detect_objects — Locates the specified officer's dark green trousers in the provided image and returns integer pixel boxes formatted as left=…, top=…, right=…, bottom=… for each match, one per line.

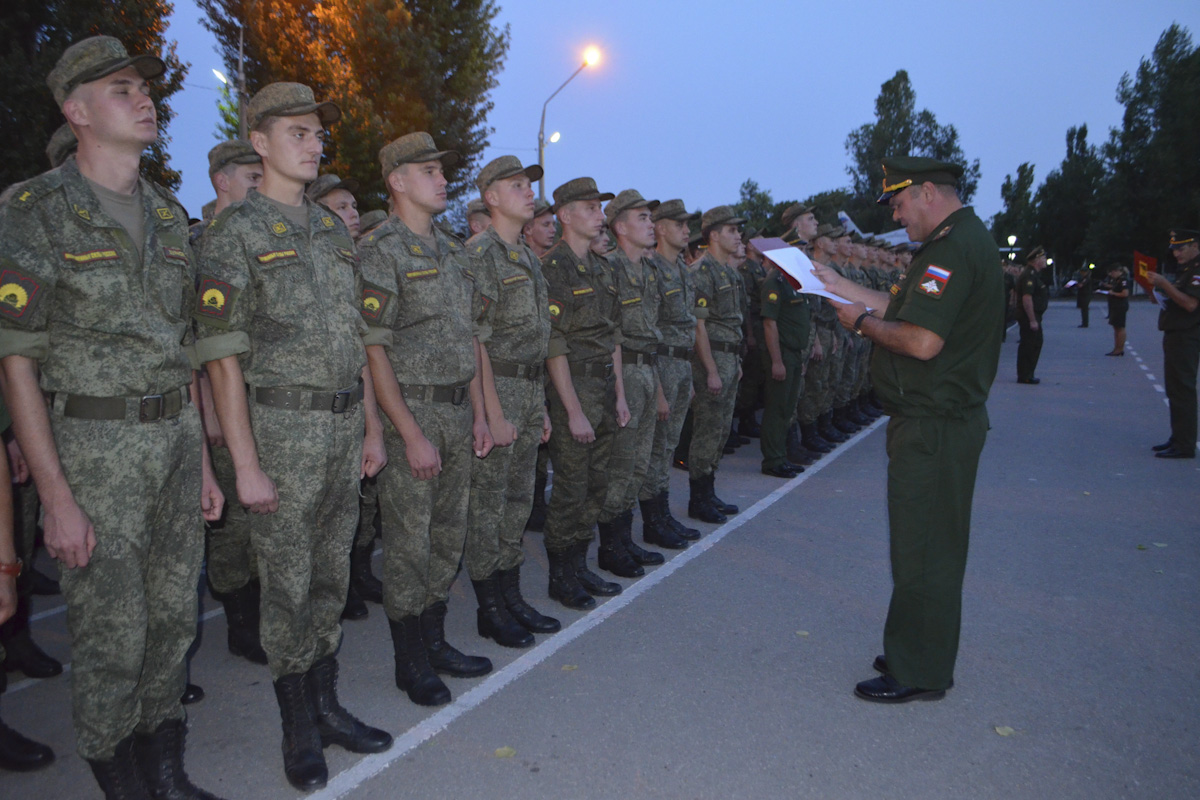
left=759, top=351, right=804, bottom=468
left=1163, top=327, right=1200, bottom=453
left=1016, top=315, right=1043, bottom=381
left=883, top=407, right=988, bottom=691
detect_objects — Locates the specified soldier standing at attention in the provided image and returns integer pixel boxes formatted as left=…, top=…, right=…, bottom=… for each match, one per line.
left=541, top=178, right=629, bottom=609
left=196, top=82, right=392, bottom=791
left=307, top=173, right=361, bottom=239
left=758, top=256, right=812, bottom=478
left=357, top=132, right=495, bottom=706
left=1102, top=264, right=1129, bottom=356
left=1147, top=229, right=1200, bottom=459
left=735, top=224, right=770, bottom=440
left=521, top=197, right=557, bottom=533
left=466, top=198, right=492, bottom=237
left=1075, top=264, right=1093, bottom=327
left=800, top=225, right=843, bottom=454
left=687, top=206, right=746, bottom=523
left=0, top=36, right=226, bottom=797
left=814, top=156, right=1002, bottom=703
left=464, top=156, right=559, bottom=646
left=1016, top=245, right=1049, bottom=384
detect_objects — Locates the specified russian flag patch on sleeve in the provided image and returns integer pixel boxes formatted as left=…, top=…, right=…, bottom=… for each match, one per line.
left=916, top=264, right=952, bottom=298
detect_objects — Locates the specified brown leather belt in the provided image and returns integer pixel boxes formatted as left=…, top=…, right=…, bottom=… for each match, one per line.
left=491, top=361, right=544, bottom=381
left=569, top=361, right=613, bottom=379
left=623, top=350, right=657, bottom=366
left=47, top=386, right=190, bottom=423
left=709, top=340, right=740, bottom=354
left=657, top=344, right=694, bottom=360
left=254, top=379, right=363, bottom=413
left=398, top=383, right=469, bottom=405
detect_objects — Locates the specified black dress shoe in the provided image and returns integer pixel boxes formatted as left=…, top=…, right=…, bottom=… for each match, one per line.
left=1105, top=351, right=1124, bottom=356
left=854, top=674, right=945, bottom=704
left=872, top=655, right=953, bottom=687
left=761, top=464, right=798, bottom=479
left=0, top=717, right=55, bottom=772
left=2, top=630, right=62, bottom=678
left=180, top=683, right=205, bottom=705
left=1155, top=447, right=1196, bottom=459
left=1152, top=440, right=1175, bottom=452
left=1017, top=377, right=1040, bottom=385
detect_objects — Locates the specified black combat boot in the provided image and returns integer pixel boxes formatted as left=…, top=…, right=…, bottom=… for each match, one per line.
left=571, top=540, right=622, bottom=596
left=847, top=399, right=872, bottom=425
left=801, top=422, right=832, bottom=454
left=88, top=735, right=151, bottom=799
left=0, top=671, right=54, bottom=773
left=218, top=580, right=268, bottom=665
left=525, top=470, right=547, bottom=532
left=597, top=518, right=643, bottom=578
left=420, top=602, right=493, bottom=678
left=688, top=477, right=727, bottom=524
left=819, top=411, right=847, bottom=443
left=349, top=546, right=383, bottom=604
left=857, top=396, right=881, bottom=420
left=832, top=406, right=860, bottom=434
left=640, top=497, right=687, bottom=550
left=1, top=594, right=63, bottom=678
left=306, top=656, right=393, bottom=754
left=708, top=474, right=739, bottom=515
left=546, top=547, right=595, bottom=610
left=786, top=424, right=816, bottom=467
left=617, top=510, right=663, bottom=566
left=272, top=673, right=327, bottom=791
left=133, top=719, right=226, bottom=800
left=659, top=491, right=700, bottom=540
left=497, top=566, right=561, bottom=632
left=737, top=412, right=761, bottom=438
left=472, top=575, right=534, bottom=648
left=341, top=582, right=368, bottom=621
left=387, top=616, right=450, bottom=706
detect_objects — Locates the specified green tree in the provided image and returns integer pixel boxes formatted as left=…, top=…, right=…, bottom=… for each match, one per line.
left=197, top=0, right=510, bottom=210
left=989, top=162, right=1036, bottom=249
left=0, top=0, right=186, bottom=191
left=733, top=179, right=775, bottom=234
left=800, top=188, right=853, bottom=232
left=1032, top=125, right=1104, bottom=280
left=844, top=70, right=981, bottom=234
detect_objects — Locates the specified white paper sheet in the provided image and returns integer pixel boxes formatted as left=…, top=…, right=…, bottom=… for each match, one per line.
left=751, top=241, right=854, bottom=305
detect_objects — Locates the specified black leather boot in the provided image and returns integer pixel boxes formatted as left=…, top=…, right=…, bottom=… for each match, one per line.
left=525, top=470, right=547, bottom=532
left=546, top=547, right=595, bottom=610
left=306, top=656, right=393, bottom=754
left=616, top=509, right=662, bottom=566
left=497, top=566, right=561, bottom=632
left=387, top=616, right=450, bottom=706
left=218, top=580, right=268, bottom=665
left=737, top=413, right=761, bottom=438
left=420, top=602, right=492, bottom=678
left=833, top=405, right=860, bottom=434
left=133, top=719, right=226, bottom=799
left=640, top=497, right=687, bottom=550
left=847, top=400, right=872, bottom=425
left=88, top=735, right=151, bottom=799
left=857, top=396, right=881, bottom=420
left=786, top=424, right=815, bottom=467
left=801, top=422, right=832, bottom=454
left=688, top=477, right=726, bottom=524
left=472, top=575, right=534, bottom=648
left=1, top=594, right=63, bottom=678
left=341, top=581, right=368, bottom=621
left=272, top=673, right=327, bottom=791
left=0, top=674, right=54, bottom=772
left=597, top=518, right=643, bottom=578
left=708, top=474, right=738, bottom=515
left=819, top=411, right=847, bottom=443
left=350, top=546, right=383, bottom=604
left=571, top=541, right=621, bottom=596
left=659, top=491, right=700, bottom=540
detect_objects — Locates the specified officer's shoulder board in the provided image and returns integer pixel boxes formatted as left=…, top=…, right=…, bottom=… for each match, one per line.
left=6, top=168, right=64, bottom=211
left=434, top=223, right=464, bottom=247
left=205, top=202, right=242, bottom=235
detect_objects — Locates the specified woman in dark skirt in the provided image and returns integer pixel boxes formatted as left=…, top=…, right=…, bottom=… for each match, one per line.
left=1104, top=264, right=1130, bottom=355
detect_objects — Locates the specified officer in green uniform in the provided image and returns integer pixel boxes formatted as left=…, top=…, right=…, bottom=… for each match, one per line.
left=0, top=36, right=226, bottom=797
left=1016, top=245, right=1049, bottom=384
left=758, top=259, right=811, bottom=477
left=358, top=132, right=495, bottom=708
left=813, top=156, right=1002, bottom=702
left=1074, top=264, right=1094, bottom=327
left=463, top=155, right=559, bottom=646
left=1148, top=229, right=1200, bottom=459
left=541, top=177, right=629, bottom=609
left=196, top=82, right=392, bottom=791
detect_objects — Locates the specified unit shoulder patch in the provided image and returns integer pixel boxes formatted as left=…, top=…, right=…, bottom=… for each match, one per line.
left=915, top=264, right=952, bottom=298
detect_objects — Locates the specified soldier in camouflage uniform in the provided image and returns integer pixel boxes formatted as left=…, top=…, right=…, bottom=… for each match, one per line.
left=466, top=198, right=491, bottom=238
left=0, top=37, right=227, bottom=798
left=358, top=132, right=494, bottom=709
left=735, top=225, right=769, bottom=440
left=801, top=224, right=845, bottom=453
left=541, top=177, right=629, bottom=609
left=777, top=204, right=824, bottom=466
left=463, top=156, right=560, bottom=647
left=196, top=82, right=392, bottom=791
left=826, top=231, right=864, bottom=436
left=357, top=209, right=387, bottom=239
left=521, top=198, right=556, bottom=533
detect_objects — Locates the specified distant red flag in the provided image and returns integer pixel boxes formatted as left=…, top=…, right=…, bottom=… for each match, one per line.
left=1133, top=251, right=1157, bottom=292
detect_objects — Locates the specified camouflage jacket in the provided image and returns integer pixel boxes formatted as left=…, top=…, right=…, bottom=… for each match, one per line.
left=688, top=250, right=744, bottom=344
left=605, top=247, right=663, bottom=357
left=648, top=250, right=696, bottom=350
left=467, top=226, right=550, bottom=368
left=542, top=239, right=622, bottom=363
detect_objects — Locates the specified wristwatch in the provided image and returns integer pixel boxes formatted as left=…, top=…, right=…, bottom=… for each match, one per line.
left=853, top=311, right=873, bottom=336
left=0, top=558, right=22, bottom=578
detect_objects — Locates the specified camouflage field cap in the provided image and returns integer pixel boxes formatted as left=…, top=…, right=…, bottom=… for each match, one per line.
left=306, top=173, right=359, bottom=203
left=1026, top=245, right=1046, bottom=262
left=741, top=226, right=759, bottom=244
left=815, top=223, right=841, bottom=240
left=651, top=199, right=700, bottom=223
left=475, top=155, right=542, bottom=194
left=1168, top=229, right=1200, bottom=249
left=358, top=209, right=387, bottom=234
left=877, top=156, right=963, bottom=205
left=552, top=177, right=614, bottom=212
left=604, top=189, right=660, bottom=225
left=531, top=198, right=553, bottom=219
left=700, top=205, right=746, bottom=234
left=466, top=198, right=491, bottom=218
left=379, top=132, right=460, bottom=178
left=45, top=124, right=78, bottom=168
left=47, top=36, right=166, bottom=108
left=781, top=203, right=815, bottom=228
left=207, top=139, right=261, bottom=177
left=246, top=82, right=340, bottom=131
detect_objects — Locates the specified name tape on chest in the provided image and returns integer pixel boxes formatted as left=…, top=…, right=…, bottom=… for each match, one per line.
left=501, top=273, right=530, bottom=287
left=916, top=265, right=952, bottom=298
left=572, top=286, right=594, bottom=297
left=257, top=249, right=298, bottom=264
left=405, top=268, right=439, bottom=280
left=64, top=249, right=118, bottom=264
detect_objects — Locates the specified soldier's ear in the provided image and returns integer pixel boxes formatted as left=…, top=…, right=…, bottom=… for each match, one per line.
left=62, top=95, right=88, bottom=129
left=385, top=168, right=404, bottom=196
left=249, top=130, right=269, bottom=160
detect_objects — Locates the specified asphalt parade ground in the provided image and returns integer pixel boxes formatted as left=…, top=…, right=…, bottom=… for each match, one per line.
left=5, top=298, right=1197, bottom=800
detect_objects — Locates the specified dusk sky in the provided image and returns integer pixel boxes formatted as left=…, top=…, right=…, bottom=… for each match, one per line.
left=165, top=1, right=1200, bottom=235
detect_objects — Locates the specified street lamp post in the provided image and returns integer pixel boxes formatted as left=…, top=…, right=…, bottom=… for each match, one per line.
left=1007, top=234, right=1017, bottom=261
left=537, top=47, right=601, bottom=202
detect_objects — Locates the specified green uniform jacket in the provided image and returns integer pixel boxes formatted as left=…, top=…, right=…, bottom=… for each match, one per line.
left=760, top=270, right=811, bottom=353
left=606, top=248, right=663, bottom=357
left=1017, top=264, right=1049, bottom=319
left=467, top=227, right=550, bottom=367
left=648, top=251, right=696, bottom=349
left=1158, top=256, right=1200, bottom=331
left=542, top=240, right=622, bottom=363
left=689, top=251, right=744, bottom=344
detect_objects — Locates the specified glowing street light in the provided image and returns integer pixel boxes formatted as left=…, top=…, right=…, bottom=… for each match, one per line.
left=549, top=131, right=561, bottom=144
left=212, top=68, right=229, bottom=85
left=1007, top=234, right=1017, bottom=261
left=537, top=46, right=603, bottom=201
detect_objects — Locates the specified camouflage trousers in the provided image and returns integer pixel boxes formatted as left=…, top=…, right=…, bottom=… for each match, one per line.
left=206, top=445, right=258, bottom=595
left=641, top=354, right=693, bottom=500
left=688, top=349, right=740, bottom=480
left=379, top=399, right=472, bottom=619
left=798, top=326, right=836, bottom=424
left=464, top=375, right=545, bottom=580
left=600, top=362, right=657, bottom=521
left=52, top=406, right=203, bottom=760
left=248, top=402, right=363, bottom=680
left=544, top=373, right=616, bottom=552
left=356, top=476, right=380, bottom=555
left=834, top=328, right=859, bottom=406
left=854, top=337, right=873, bottom=397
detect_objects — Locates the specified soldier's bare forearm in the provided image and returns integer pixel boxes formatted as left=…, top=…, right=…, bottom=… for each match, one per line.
left=361, top=365, right=383, bottom=438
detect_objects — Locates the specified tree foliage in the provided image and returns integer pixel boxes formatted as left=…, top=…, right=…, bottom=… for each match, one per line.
left=197, top=0, right=510, bottom=211
left=1032, top=126, right=1104, bottom=278
left=0, top=0, right=186, bottom=191
left=990, top=162, right=1037, bottom=250
left=733, top=179, right=775, bottom=234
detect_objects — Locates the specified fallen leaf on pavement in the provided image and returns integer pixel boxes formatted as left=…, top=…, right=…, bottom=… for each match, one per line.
left=1153, top=543, right=1167, bottom=548
left=1137, top=545, right=1148, bottom=550
left=561, top=665, right=578, bottom=671
left=495, top=746, right=516, bottom=758
left=796, top=631, right=809, bottom=637
left=994, top=726, right=1016, bottom=737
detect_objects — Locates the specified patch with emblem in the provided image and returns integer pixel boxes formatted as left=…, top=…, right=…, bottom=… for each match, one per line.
left=0, top=270, right=42, bottom=320
left=767, top=291, right=779, bottom=303
left=548, top=299, right=563, bottom=318
left=475, top=244, right=484, bottom=254
left=621, top=296, right=642, bottom=306
left=572, top=287, right=594, bottom=297
left=405, top=268, right=439, bottom=280
left=361, top=285, right=391, bottom=321
left=916, top=265, right=951, bottom=298
left=1191, top=275, right=1200, bottom=286
left=162, top=246, right=188, bottom=263
left=697, top=297, right=708, bottom=308
left=321, top=216, right=335, bottom=228
left=73, top=205, right=91, bottom=221
left=409, top=244, right=424, bottom=256
left=501, top=274, right=529, bottom=286
left=16, top=191, right=32, bottom=204
left=271, top=222, right=288, bottom=234
left=448, top=240, right=459, bottom=249
left=64, top=249, right=118, bottom=264
left=196, top=277, right=235, bottom=322
left=257, top=249, right=298, bottom=264
left=155, top=207, right=175, bottom=221
left=576, top=263, right=587, bottom=273
left=508, top=249, right=521, bottom=262
left=889, top=283, right=901, bottom=297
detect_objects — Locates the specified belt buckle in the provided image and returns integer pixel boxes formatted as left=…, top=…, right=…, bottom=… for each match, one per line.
left=139, top=394, right=164, bottom=422
left=452, top=385, right=468, bottom=405
left=331, top=388, right=352, bottom=413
